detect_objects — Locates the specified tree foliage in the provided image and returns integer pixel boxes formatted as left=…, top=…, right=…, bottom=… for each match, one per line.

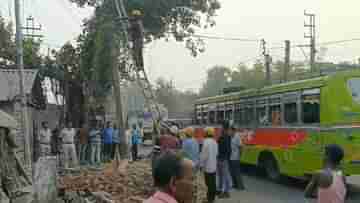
left=0, top=15, right=42, bottom=67
left=0, top=16, right=15, bottom=64
left=70, top=0, right=220, bottom=56
left=155, top=77, right=198, bottom=115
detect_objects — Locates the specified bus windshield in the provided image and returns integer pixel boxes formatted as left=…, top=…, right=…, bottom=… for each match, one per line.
left=348, top=78, right=360, bottom=103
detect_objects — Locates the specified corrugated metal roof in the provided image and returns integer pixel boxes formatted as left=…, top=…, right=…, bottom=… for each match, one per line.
left=0, top=69, right=38, bottom=101
left=0, top=109, right=18, bottom=129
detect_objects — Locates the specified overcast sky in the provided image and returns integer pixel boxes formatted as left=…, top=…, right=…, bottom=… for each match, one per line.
left=1, top=0, right=360, bottom=91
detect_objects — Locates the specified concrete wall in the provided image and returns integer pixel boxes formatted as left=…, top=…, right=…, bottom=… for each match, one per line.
left=0, top=102, right=61, bottom=166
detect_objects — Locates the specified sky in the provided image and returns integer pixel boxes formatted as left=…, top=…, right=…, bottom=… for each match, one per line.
left=1, top=0, right=360, bottom=91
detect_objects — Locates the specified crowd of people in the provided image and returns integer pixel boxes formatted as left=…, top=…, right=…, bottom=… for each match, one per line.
left=37, top=118, right=347, bottom=203
left=149, top=121, right=246, bottom=203
left=148, top=121, right=347, bottom=203
left=37, top=119, right=143, bottom=169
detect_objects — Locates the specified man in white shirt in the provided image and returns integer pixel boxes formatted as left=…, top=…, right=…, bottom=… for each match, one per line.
left=38, top=121, right=52, bottom=157
left=200, top=127, right=218, bottom=203
left=60, top=121, right=78, bottom=169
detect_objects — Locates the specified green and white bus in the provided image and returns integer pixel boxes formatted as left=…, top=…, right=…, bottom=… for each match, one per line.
left=194, top=70, right=360, bottom=181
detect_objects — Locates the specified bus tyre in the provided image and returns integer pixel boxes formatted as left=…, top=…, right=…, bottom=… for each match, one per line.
left=264, top=157, right=281, bottom=182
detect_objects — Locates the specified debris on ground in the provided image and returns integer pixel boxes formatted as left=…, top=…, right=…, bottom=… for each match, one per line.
left=58, top=159, right=208, bottom=203
left=58, top=160, right=155, bottom=203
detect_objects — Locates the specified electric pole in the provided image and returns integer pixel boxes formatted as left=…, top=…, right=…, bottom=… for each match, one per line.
left=23, top=16, right=43, bottom=39
left=15, top=0, right=31, bottom=166
left=284, top=40, right=290, bottom=82
left=304, top=10, right=316, bottom=72
left=262, top=39, right=271, bottom=85
left=113, top=0, right=129, bottom=160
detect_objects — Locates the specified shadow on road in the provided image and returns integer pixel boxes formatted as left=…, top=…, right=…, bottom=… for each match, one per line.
left=240, top=164, right=360, bottom=199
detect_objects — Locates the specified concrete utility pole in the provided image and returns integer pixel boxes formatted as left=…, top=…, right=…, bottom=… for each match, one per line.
left=113, top=0, right=129, bottom=159
left=15, top=0, right=31, bottom=166
left=23, top=16, right=43, bottom=39
left=284, top=40, right=290, bottom=82
left=261, top=39, right=271, bottom=85
left=304, top=10, right=316, bottom=72
left=265, top=54, right=271, bottom=85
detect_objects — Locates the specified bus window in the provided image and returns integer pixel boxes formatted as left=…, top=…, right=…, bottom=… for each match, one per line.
left=225, top=109, right=233, bottom=121
left=257, top=107, right=267, bottom=125
left=209, top=111, right=215, bottom=124
left=269, top=105, right=281, bottom=125
left=285, top=103, right=298, bottom=124
left=244, top=106, right=254, bottom=125
left=234, top=108, right=241, bottom=124
left=217, top=110, right=224, bottom=123
left=302, top=103, right=320, bottom=123
left=302, top=92, right=320, bottom=124
left=202, top=112, right=208, bottom=124
left=348, top=78, right=360, bottom=103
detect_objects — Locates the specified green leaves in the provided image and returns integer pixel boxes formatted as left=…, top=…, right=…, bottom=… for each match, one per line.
left=0, top=16, right=15, bottom=65
left=69, top=0, right=221, bottom=56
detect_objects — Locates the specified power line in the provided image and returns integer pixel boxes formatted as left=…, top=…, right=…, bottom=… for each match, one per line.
left=193, top=34, right=259, bottom=42
left=318, top=38, right=360, bottom=46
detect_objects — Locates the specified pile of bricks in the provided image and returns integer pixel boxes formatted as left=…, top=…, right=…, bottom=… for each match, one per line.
left=58, top=160, right=155, bottom=203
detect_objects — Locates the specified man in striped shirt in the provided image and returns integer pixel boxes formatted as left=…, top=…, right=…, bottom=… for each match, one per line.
left=89, top=121, right=102, bottom=166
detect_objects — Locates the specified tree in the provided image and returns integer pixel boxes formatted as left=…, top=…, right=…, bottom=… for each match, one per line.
left=200, top=65, right=231, bottom=97
left=67, top=0, right=221, bottom=157
left=0, top=16, right=15, bottom=65
left=154, top=77, right=198, bottom=116
left=0, top=15, right=42, bottom=68
left=70, top=0, right=220, bottom=56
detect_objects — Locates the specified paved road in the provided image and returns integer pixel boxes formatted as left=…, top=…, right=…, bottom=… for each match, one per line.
left=139, top=145, right=360, bottom=203
left=220, top=172, right=360, bottom=203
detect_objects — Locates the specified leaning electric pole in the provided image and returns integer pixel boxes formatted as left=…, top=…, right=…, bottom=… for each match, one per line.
left=15, top=0, right=31, bottom=166
left=304, top=10, right=316, bottom=72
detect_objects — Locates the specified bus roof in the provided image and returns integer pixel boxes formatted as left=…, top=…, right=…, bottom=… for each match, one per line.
left=196, top=74, right=329, bottom=105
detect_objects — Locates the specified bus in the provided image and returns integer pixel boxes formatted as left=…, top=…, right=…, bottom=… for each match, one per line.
left=194, top=70, right=360, bottom=181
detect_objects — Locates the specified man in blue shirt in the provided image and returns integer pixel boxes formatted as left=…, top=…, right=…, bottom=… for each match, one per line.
left=102, top=121, right=114, bottom=162
left=181, top=127, right=200, bottom=169
left=131, top=124, right=141, bottom=161
left=112, top=124, right=121, bottom=160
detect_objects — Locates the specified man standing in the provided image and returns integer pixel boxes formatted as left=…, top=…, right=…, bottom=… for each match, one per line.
left=131, top=124, right=140, bottom=161
left=181, top=127, right=199, bottom=168
left=60, top=121, right=78, bottom=169
left=89, top=121, right=102, bottom=166
left=38, top=121, right=52, bottom=157
left=144, top=153, right=193, bottom=203
left=200, top=127, right=218, bottom=203
left=103, top=122, right=113, bottom=162
left=112, top=124, right=121, bottom=160
left=129, top=10, right=145, bottom=70
left=217, top=121, right=232, bottom=198
left=78, top=123, right=89, bottom=165
left=229, top=126, right=245, bottom=190
left=181, top=127, right=200, bottom=203
left=160, top=128, right=180, bottom=153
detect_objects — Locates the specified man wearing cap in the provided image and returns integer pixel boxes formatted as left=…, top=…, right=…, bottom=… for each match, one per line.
left=181, top=127, right=199, bottom=168
left=200, top=127, right=218, bottom=203
left=129, top=10, right=145, bottom=69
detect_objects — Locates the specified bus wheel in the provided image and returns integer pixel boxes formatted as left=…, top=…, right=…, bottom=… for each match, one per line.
left=264, top=156, right=281, bottom=182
